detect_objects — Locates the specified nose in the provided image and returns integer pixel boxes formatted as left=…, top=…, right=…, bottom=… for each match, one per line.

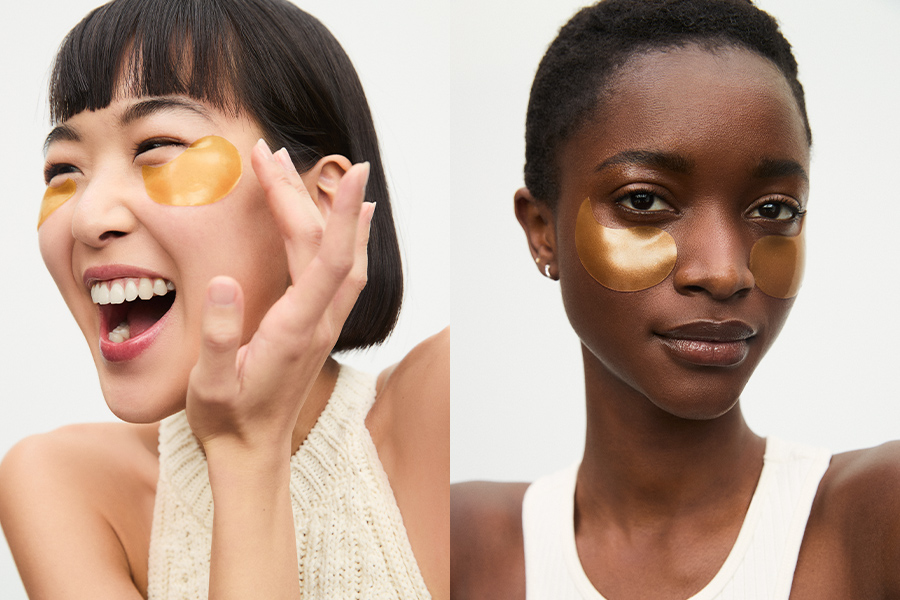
left=672, top=211, right=754, bottom=300
left=70, top=170, right=139, bottom=248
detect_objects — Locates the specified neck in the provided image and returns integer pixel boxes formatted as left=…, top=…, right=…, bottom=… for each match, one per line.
left=290, top=357, right=340, bottom=454
left=577, top=346, right=764, bottom=529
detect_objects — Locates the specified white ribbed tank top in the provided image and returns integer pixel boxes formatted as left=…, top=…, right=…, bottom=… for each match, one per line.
left=522, top=438, right=831, bottom=600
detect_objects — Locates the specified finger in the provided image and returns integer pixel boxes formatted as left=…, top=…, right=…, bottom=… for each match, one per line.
left=191, top=277, right=245, bottom=398
left=273, top=147, right=306, bottom=194
left=330, top=201, right=375, bottom=322
left=251, top=140, right=325, bottom=273
left=290, top=162, right=370, bottom=321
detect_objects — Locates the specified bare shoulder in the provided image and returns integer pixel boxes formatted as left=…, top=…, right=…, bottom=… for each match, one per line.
left=451, top=481, right=529, bottom=600
left=0, top=421, right=159, bottom=599
left=795, top=441, right=900, bottom=598
left=366, top=327, right=449, bottom=600
left=368, top=326, right=449, bottom=452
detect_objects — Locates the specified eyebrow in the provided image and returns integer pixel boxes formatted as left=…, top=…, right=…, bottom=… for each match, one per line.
left=43, top=97, right=212, bottom=153
left=118, top=97, right=212, bottom=127
left=752, top=158, right=809, bottom=184
left=44, top=124, right=80, bottom=153
left=596, top=151, right=809, bottom=183
left=596, top=150, right=693, bottom=175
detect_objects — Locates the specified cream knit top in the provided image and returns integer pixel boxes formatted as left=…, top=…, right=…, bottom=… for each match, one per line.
left=147, top=364, right=431, bottom=599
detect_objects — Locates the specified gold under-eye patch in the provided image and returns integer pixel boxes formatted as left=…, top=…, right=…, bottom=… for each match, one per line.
left=748, top=229, right=804, bottom=299
left=575, top=198, right=678, bottom=292
left=142, top=135, right=242, bottom=206
left=37, top=178, right=77, bottom=229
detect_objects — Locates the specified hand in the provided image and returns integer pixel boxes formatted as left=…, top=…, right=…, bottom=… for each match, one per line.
left=185, top=139, right=374, bottom=458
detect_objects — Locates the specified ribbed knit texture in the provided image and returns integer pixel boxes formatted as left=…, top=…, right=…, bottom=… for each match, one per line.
left=522, top=437, right=831, bottom=600
left=147, top=365, right=431, bottom=599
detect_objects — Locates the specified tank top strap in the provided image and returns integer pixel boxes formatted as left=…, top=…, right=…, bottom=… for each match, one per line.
left=521, top=438, right=831, bottom=600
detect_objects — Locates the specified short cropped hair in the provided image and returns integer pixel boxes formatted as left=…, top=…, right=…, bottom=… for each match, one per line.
left=50, top=0, right=402, bottom=352
left=524, top=0, right=812, bottom=208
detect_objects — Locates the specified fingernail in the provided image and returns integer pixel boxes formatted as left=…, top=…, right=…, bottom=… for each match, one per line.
left=209, top=279, right=236, bottom=305
left=256, top=138, right=274, bottom=160
left=275, top=147, right=292, bottom=171
left=360, top=162, right=371, bottom=195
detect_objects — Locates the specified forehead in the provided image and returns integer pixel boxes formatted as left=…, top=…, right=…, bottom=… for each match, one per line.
left=558, top=45, right=810, bottom=191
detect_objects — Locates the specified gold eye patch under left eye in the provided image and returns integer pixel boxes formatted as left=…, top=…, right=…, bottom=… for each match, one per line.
left=38, top=179, right=77, bottom=229
left=575, top=198, right=678, bottom=292
left=142, top=135, right=242, bottom=207
left=748, top=230, right=805, bottom=299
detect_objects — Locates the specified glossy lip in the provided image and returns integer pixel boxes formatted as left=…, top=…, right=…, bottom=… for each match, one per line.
left=656, top=320, right=756, bottom=367
left=83, top=264, right=176, bottom=363
left=82, top=264, right=172, bottom=288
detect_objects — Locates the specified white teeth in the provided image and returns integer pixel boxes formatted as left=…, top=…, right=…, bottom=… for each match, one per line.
left=96, top=284, right=110, bottom=305
left=90, top=277, right=175, bottom=305
left=109, top=282, right=126, bottom=304
left=138, top=278, right=153, bottom=300
left=124, top=280, right=139, bottom=302
left=108, top=321, right=131, bottom=343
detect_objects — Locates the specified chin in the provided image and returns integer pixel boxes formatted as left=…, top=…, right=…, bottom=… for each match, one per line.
left=646, top=378, right=748, bottom=421
left=98, top=376, right=186, bottom=424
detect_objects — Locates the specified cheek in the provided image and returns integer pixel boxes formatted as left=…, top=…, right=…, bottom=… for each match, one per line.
left=748, top=232, right=805, bottom=299
left=574, top=198, right=677, bottom=292
left=142, top=136, right=242, bottom=207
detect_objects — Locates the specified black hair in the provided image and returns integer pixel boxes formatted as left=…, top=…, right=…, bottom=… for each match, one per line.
left=524, top=0, right=812, bottom=208
left=49, top=0, right=402, bottom=352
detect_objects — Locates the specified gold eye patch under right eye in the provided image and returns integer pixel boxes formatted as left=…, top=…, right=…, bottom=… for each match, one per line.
left=142, top=135, right=242, bottom=207
left=575, top=198, right=678, bottom=292
left=37, top=179, right=77, bottom=229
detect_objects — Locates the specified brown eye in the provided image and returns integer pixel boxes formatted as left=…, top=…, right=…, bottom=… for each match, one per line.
left=619, top=191, right=670, bottom=212
left=751, top=201, right=797, bottom=221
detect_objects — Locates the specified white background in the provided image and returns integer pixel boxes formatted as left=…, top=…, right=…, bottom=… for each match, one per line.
left=1, top=0, right=899, bottom=597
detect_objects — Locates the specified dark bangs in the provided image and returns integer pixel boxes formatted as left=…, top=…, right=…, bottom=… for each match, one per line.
left=50, top=0, right=241, bottom=123
left=50, top=0, right=404, bottom=353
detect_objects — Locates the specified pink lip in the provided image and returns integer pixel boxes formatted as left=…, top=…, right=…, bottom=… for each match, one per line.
left=82, top=264, right=170, bottom=288
left=656, top=320, right=756, bottom=367
left=86, top=264, right=175, bottom=363
left=98, top=314, right=169, bottom=363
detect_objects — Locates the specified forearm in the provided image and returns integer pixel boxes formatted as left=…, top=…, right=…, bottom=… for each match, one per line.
left=206, top=446, right=299, bottom=600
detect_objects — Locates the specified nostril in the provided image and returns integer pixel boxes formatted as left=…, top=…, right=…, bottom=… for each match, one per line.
left=98, top=230, right=129, bottom=242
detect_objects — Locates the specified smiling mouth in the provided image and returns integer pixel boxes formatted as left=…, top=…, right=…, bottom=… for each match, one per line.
left=92, top=277, right=176, bottom=343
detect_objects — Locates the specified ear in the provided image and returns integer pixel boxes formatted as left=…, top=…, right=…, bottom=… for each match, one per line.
left=514, top=187, right=558, bottom=280
left=300, top=154, right=353, bottom=217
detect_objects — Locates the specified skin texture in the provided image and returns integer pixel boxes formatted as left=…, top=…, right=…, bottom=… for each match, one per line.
left=451, top=46, right=900, bottom=599
left=0, top=95, right=449, bottom=600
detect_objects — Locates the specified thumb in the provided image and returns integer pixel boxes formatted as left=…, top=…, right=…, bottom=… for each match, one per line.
left=192, top=276, right=245, bottom=395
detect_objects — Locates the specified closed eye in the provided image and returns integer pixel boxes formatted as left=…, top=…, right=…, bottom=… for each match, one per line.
left=44, top=163, right=79, bottom=185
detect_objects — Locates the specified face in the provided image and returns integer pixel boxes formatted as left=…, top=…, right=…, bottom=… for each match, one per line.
left=550, top=46, right=810, bottom=420
left=39, top=95, right=294, bottom=423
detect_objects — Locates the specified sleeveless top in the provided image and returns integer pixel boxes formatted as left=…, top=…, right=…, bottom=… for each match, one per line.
left=522, top=437, right=831, bottom=600
left=147, top=364, right=431, bottom=599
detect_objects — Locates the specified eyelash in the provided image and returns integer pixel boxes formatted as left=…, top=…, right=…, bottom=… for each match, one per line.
left=747, top=198, right=806, bottom=222
left=615, top=189, right=674, bottom=214
left=132, top=137, right=185, bottom=158
left=43, top=138, right=186, bottom=184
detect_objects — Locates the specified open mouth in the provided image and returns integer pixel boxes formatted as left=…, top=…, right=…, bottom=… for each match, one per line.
left=92, top=277, right=176, bottom=343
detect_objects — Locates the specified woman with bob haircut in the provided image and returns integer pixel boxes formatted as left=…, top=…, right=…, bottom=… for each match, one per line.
left=0, top=0, right=448, bottom=598
left=452, top=0, right=900, bottom=598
